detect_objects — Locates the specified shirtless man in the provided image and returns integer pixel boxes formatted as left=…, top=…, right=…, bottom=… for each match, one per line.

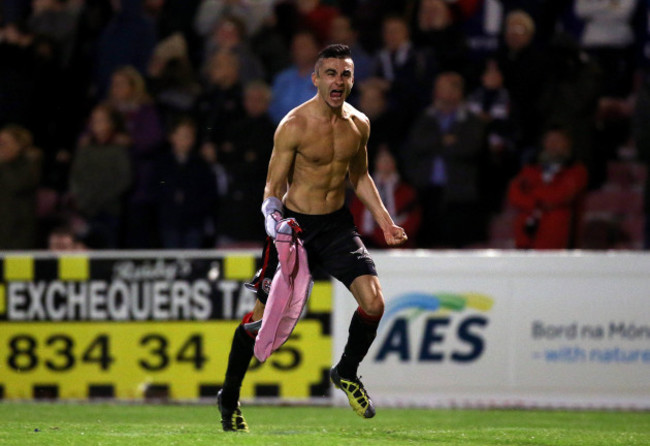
left=217, top=44, right=408, bottom=432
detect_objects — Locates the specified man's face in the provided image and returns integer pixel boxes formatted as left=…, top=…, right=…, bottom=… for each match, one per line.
left=542, top=131, right=571, bottom=162
left=382, top=19, right=409, bottom=51
left=244, top=87, right=270, bottom=117
left=292, top=34, right=319, bottom=69
left=329, top=17, right=354, bottom=45
left=312, top=57, right=354, bottom=108
left=359, top=86, right=386, bottom=119
left=434, top=76, right=462, bottom=111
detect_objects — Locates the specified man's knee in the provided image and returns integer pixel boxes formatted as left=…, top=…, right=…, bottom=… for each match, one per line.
left=360, top=295, right=384, bottom=318
left=351, top=275, right=385, bottom=317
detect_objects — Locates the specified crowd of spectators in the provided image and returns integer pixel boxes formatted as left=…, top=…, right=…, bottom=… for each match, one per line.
left=0, top=0, right=648, bottom=251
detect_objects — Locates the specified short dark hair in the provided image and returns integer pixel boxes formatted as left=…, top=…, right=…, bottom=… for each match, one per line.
left=317, top=44, right=352, bottom=61
left=315, top=44, right=352, bottom=73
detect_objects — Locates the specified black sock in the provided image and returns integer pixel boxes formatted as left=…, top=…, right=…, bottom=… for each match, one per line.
left=336, top=308, right=381, bottom=379
left=221, top=324, right=255, bottom=409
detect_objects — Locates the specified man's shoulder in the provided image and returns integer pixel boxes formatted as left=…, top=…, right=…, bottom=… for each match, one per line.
left=344, top=102, right=370, bottom=129
left=276, top=105, right=310, bottom=137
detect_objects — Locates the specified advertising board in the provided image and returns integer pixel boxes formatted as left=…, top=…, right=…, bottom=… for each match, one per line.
left=0, top=251, right=332, bottom=401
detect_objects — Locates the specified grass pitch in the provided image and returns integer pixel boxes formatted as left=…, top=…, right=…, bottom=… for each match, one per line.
left=0, top=402, right=648, bottom=445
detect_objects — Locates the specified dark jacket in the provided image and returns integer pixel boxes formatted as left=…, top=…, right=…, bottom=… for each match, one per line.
left=0, top=154, right=39, bottom=249
left=403, top=105, right=486, bottom=204
left=154, top=151, right=216, bottom=230
left=69, top=142, right=132, bottom=217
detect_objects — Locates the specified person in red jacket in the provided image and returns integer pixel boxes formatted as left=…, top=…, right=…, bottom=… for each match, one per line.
left=508, top=127, right=588, bottom=249
left=350, top=146, right=421, bottom=248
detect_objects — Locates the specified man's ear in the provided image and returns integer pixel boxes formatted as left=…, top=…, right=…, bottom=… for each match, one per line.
left=311, top=71, right=318, bottom=87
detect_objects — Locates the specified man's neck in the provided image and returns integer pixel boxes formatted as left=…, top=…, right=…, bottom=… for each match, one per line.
left=313, top=96, right=346, bottom=120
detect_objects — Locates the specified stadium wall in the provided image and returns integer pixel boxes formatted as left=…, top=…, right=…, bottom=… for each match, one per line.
left=334, top=251, right=650, bottom=410
left=1, top=250, right=648, bottom=410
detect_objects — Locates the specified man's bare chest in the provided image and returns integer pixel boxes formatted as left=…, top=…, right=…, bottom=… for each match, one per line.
left=298, top=123, right=361, bottom=165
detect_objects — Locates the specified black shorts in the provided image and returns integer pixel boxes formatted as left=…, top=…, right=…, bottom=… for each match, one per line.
left=252, top=206, right=377, bottom=304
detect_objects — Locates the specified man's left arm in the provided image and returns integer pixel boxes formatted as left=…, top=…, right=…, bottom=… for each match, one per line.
left=349, top=116, right=408, bottom=247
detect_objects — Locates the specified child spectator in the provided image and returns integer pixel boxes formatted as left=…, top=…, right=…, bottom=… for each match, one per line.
left=153, top=118, right=217, bottom=249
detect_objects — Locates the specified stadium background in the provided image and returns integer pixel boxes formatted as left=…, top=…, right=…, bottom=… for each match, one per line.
left=0, top=0, right=649, bottom=412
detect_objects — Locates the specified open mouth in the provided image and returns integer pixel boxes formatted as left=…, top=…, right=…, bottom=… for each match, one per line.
left=330, top=89, right=344, bottom=99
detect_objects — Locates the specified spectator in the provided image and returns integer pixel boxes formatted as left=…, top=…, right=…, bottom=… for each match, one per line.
left=466, top=59, right=517, bottom=213
left=48, top=225, right=86, bottom=251
left=95, top=0, right=157, bottom=99
left=0, top=23, right=36, bottom=129
left=460, top=0, right=504, bottom=78
left=350, top=147, right=421, bottom=249
left=55, top=0, right=114, bottom=150
left=402, top=72, right=487, bottom=248
left=295, top=0, right=340, bottom=44
left=411, top=0, right=469, bottom=77
left=372, top=15, right=433, bottom=124
left=220, top=81, right=274, bottom=171
left=328, top=14, right=373, bottom=85
left=0, top=22, right=61, bottom=152
left=496, top=9, right=547, bottom=153
left=538, top=33, right=602, bottom=186
left=215, top=81, right=274, bottom=244
left=69, top=104, right=132, bottom=249
left=147, top=33, right=202, bottom=130
left=574, top=0, right=638, bottom=98
left=106, top=65, right=165, bottom=248
left=357, top=78, right=410, bottom=169
left=195, top=49, right=246, bottom=146
left=0, top=124, right=40, bottom=250
left=153, top=118, right=217, bottom=249
left=507, top=127, right=588, bottom=249
left=28, top=0, right=81, bottom=68
left=143, top=0, right=202, bottom=57
left=193, top=0, right=273, bottom=40
left=248, top=9, right=291, bottom=82
left=268, top=30, right=319, bottom=123
left=199, top=14, right=265, bottom=85
left=340, top=0, right=409, bottom=53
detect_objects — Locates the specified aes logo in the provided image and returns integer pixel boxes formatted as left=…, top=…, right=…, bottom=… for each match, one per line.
left=373, top=292, right=493, bottom=363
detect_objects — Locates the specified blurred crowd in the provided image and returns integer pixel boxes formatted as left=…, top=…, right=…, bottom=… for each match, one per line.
left=0, top=0, right=648, bottom=251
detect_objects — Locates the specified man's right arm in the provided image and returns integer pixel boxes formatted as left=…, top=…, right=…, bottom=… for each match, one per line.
left=261, top=115, right=300, bottom=238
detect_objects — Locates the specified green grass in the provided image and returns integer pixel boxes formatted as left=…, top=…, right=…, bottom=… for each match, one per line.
left=0, top=402, right=648, bottom=445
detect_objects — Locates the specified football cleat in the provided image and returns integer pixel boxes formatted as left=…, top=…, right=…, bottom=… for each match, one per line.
left=217, top=389, right=249, bottom=432
left=330, top=366, right=376, bottom=418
